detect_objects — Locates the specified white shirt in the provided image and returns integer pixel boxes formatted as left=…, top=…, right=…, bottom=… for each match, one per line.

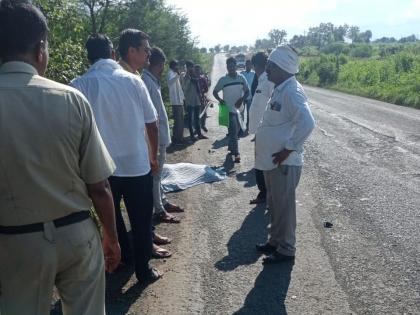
left=167, top=69, right=184, bottom=105
left=240, top=70, right=255, bottom=101
left=71, top=59, right=157, bottom=177
left=142, top=69, right=171, bottom=147
left=249, top=72, right=274, bottom=134
left=255, top=77, right=315, bottom=170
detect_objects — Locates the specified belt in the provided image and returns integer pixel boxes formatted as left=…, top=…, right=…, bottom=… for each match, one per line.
left=0, top=211, right=90, bottom=235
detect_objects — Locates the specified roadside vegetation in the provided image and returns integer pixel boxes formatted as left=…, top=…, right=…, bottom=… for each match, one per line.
left=214, top=23, right=419, bottom=109
left=27, top=0, right=213, bottom=102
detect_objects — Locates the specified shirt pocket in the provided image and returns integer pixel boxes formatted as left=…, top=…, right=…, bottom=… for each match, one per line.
left=263, top=107, right=287, bottom=126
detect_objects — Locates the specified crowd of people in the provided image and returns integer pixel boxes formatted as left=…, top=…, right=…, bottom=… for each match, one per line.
left=0, top=1, right=315, bottom=314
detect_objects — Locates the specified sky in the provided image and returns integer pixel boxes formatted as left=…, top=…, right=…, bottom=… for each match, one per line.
left=164, top=0, right=420, bottom=48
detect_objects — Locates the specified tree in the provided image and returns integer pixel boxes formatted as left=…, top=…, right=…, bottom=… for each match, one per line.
left=290, top=35, right=307, bottom=48
left=80, top=0, right=115, bottom=34
left=374, top=37, right=397, bottom=43
left=359, top=30, right=372, bottom=43
left=349, top=44, right=373, bottom=58
left=214, top=44, right=221, bottom=53
left=254, top=38, right=272, bottom=50
left=268, top=28, right=287, bottom=47
left=347, top=25, right=360, bottom=43
left=200, top=47, right=207, bottom=54
left=223, top=44, right=230, bottom=52
left=399, top=34, right=417, bottom=43
left=34, top=0, right=88, bottom=83
left=333, top=24, right=348, bottom=42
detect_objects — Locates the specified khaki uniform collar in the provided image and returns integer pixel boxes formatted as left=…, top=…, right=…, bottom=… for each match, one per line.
left=0, top=61, right=38, bottom=75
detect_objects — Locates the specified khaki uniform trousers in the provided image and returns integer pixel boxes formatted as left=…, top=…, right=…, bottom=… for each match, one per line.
left=0, top=218, right=105, bottom=315
left=264, top=165, right=302, bottom=256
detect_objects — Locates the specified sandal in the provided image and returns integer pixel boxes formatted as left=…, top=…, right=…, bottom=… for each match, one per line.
left=155, top=212, right=181, bottom=223
left=153, top=232, right=172, bottom=245
left=152, top=244, right=172, bottom=259
left=164, top=203, right=185, bottom=213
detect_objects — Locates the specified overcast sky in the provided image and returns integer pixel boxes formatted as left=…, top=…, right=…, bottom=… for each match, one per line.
left=165, top=0, right=420, bottom=48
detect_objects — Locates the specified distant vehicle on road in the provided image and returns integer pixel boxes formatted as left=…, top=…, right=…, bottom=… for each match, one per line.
left=235, top=53, right=246, bottom=69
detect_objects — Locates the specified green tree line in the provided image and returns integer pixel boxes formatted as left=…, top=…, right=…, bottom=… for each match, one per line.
left=248, top=23, right=419, bottom=108
left=23, top=0, right=212, bottom=90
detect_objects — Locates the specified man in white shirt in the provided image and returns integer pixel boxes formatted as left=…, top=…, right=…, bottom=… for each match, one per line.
left=249, top=52, right=274, bottom=205
left=167, top=60, right=185, bottom=143
left=240, top=59, right=256, bottom=132
left=255, top=45, right=315, bottom=264
left=71, top=32, right=161, bottom=283
left=142, top=47, right=182, bottom=226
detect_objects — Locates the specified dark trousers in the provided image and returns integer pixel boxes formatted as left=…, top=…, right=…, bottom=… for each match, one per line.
left=187, top=105, right=201, bottom=137
left=228, top=112, right=239, bottom=155
left=109, top=174, right=153, bottom=277
left=245, top=99, right=252, bottom=131
left=200, top=102, right=208, bottom=129
left=255, top=168, right=267, bottom=199
left=172, top=105, right=184, bottom=143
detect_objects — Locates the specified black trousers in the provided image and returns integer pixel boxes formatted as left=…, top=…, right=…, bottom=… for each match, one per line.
left=109, top=174, right=153, bottom=277
left=187, top=105, right=201, bottom=137
left=255, top=168, right=267, bottom=199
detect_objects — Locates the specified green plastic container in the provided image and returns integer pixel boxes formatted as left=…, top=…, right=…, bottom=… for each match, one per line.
left=218, top=102, right=229, bottom=127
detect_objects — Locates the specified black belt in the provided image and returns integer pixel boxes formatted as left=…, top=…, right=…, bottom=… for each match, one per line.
left=0, top=211, right=90, bottom=235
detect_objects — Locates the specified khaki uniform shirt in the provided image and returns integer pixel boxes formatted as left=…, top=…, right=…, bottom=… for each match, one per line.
left=0, top=62, right=116, bottom=226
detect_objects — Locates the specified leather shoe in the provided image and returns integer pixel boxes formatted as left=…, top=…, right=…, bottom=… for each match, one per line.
left=262, top=252, right=295, bottom=264
left=256, top=242, right=276, bottom=254
left=250, top=197, right=266, bottom=204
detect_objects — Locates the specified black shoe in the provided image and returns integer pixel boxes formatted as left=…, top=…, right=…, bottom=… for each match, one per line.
left=197, top=134, right=208, bottom=139
left=256, top=242, right=276, bottom=254
left=262, top=252, right=295, bottom=264
left=250, top=197, right=266, bottom=204
left=202, top=126, right=208, bottom=132
left=136, top=267, right=163, bottom=284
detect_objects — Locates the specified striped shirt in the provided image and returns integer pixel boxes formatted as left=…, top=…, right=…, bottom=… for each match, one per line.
left=213, top=73, right=249, bottom=113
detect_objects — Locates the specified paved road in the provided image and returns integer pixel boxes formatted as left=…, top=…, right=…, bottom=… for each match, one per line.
left=57, top=54, right=419, bottom=314
left=302, top=84, right=420, bottom=313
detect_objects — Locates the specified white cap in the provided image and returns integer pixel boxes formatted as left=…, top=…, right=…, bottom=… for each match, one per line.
left=268, top=45, right=299, bottom=74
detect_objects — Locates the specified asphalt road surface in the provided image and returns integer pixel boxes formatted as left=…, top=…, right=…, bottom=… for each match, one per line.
left=52, top=54, right=420, bottom=314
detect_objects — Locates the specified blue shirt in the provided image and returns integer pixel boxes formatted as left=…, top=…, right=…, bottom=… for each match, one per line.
left=240, top=70, right=255, bottom=101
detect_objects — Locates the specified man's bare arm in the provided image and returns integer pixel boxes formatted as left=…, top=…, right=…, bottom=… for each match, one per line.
left=87, top=180, right=121, bottom=272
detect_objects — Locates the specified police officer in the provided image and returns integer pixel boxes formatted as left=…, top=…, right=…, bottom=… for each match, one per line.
left=0, top=2, right=120, bottom=314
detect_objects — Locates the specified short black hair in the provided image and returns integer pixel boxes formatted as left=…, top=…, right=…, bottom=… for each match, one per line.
left=251, top=52, right=268, bottom=68
left=149, top=47, right=166, bottom=66
left=85, top=33, right=113, bottom=64
left=169, top=59, right=178, bottom=69
left=185, top=60, right=194, bottom=68
left=118, top=28, right=149, bottom=58
left=0, top=1, right=48, bottom=61
left=226, top=57, right=236, bottom=65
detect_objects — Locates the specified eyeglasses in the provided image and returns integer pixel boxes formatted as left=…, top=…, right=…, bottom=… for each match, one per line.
left=137, top=45, right=151, bottom=54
